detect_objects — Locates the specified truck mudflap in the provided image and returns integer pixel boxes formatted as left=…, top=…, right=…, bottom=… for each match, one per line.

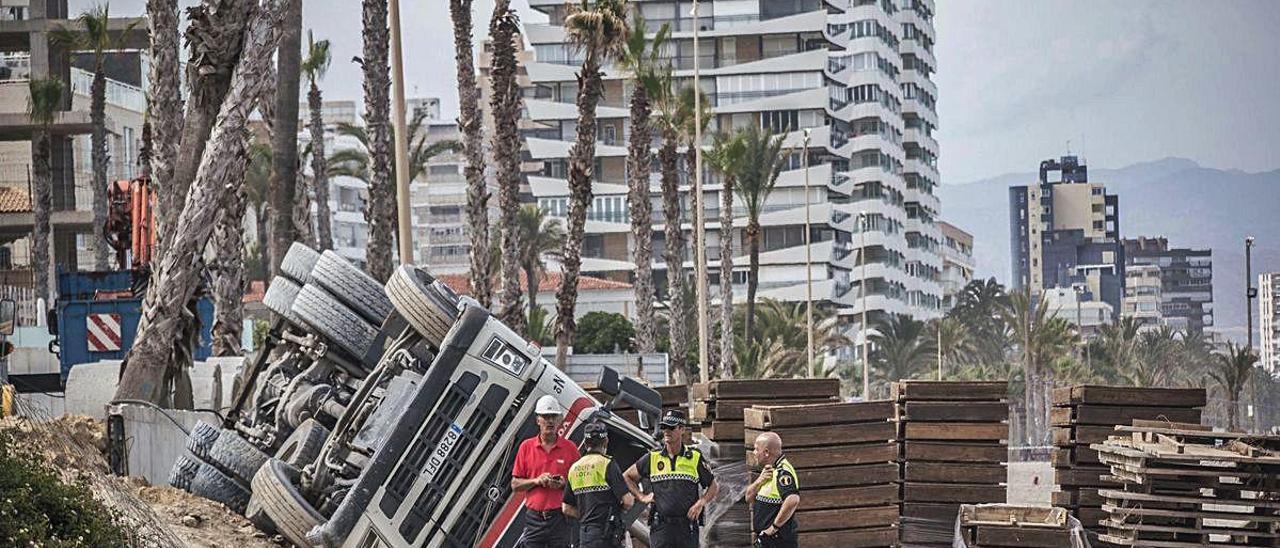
left=308, top=305, right=489, bottom=547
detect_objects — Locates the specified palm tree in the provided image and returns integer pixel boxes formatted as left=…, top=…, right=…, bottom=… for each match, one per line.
left=360, top=0, right=393, bottom=281
left=675, top=84, right=713, bottom=369
left=243, top=139, right=273, bottom=283
left=210, top=135, right=250, bottom=357
left=301, top=30, right=333, bottom=250
left=1002, top=289, right=1076, bottom=444
left=734, top=299, right=849, bottom=380
left=1209, top=343, right=1257, bottom=431
left=489, top=1, right=525, bottom=333
left=617, top=16, right=668, bottom=355
left=51, top=4, right=136, bottom=270
left=116, top=2, right=281, bottom=405
left=951, top=278, right=1011, bottom=365
left=145, top=0, right=182, bottom=259
left=734, top=125, right=786, bottom=340
left=870, top=314, right=936, bottom=396
left=450, top=0, right=492, bottom=308
left=167, top=0, right=254, bottom=256
left=705, top=130, right=746, bottom=378
left=27, top=78, right=63, bottom=305
left=932, top=316, right=975, bottom=380
left=1126, top=326, right=1180, bottom=388
left=555, top=0, right=628, bottom=369
left=1095, top=316, right=1141, bottom=384
left=516, top=206, right=566, bottom=324
left=652, top=73, right=689, bottom=383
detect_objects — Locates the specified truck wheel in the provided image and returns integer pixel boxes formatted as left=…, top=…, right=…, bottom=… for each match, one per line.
left=206, top=429, right=270, bottom=486
left=291, top=284, right=378, bottom=360
left=189, top=457, right=252, bottom=514
left=308, top=250, right=393, bottom=324
left=263, top=277, right=303, bottom=325
left=185, top=421, right=220, bottom=460
left=244, top=497, right=275, bottom=535
left=281, top=243, right=320, bottom=284
left=386, top=265, right=459, bottom=348
left=275, top=418, right=330, bottom=468
left=168, top=453, right=201, bottom=491
left=251, top=459, right=324, bottom=547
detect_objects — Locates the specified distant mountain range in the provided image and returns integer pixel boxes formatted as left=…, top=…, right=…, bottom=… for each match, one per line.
left=936, top=157, right=1280, bottom=342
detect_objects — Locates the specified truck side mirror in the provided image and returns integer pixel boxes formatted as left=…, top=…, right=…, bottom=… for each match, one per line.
left=0, top=299, right=15, bottom=336
left=46, top=308, right=57, bottom=336
left=596, top=366, right=663, bottom=434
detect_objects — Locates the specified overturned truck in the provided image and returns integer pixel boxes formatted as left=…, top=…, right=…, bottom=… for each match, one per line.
left=170, top=244, right=661, bottom=547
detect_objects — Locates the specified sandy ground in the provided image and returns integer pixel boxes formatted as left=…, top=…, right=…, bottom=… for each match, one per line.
left=1006, top=461, right=1055, bottom=505
left=0, top=415, right=282, bottom=548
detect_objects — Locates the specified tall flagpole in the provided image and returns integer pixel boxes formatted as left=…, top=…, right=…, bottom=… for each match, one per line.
left=803, top=130, right=814, bottom=376
left=389, top=0, right=413, bottom=264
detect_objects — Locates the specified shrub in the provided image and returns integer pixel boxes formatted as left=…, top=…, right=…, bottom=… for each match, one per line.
left=0, top=431, right=128, bottom=547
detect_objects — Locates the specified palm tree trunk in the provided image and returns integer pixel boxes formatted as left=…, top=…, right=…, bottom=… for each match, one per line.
left=555, top=55, right=604, bottom=369
left=490, top=3, right=525, bottom=333
left=308, top=81, right=333, bottom=250
left=627, top=85, right=656, bottom=354
left=211, top=143, right=248, bottom=356
left=719, top=177, right=734, bottom=379
left=660, top=133, right=688, bottom=383
left=146, top=0, right=183, bottom=261
left=270, top=0, right=303, bottom=278
left=745, top=220, right=760, bottom=341
left=361, top=0, right=394, bottom=282
left=169, top=0, right=254, bottom=256
left=116, top=2, right=281, bottom=405
left=451, top=0, right=491, bottom=308
left=292, top=174, right=315, bottom=247
left=90, top=67, right=110, bottom=270
left=31, top=132, right=53, bottom=304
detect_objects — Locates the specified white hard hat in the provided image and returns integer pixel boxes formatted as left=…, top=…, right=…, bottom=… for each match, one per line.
left=535, top=395, right=562, bottom=416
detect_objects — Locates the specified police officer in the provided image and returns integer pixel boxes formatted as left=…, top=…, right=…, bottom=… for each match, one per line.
left=562, top=421, right=633, bottom=548
left=623, top=410, right=718, bottom=548
left=746, top=432, right=800, bottom=548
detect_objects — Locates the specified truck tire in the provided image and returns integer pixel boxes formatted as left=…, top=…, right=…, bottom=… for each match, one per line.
left=291, top=284, right=378, bottom=360
left=281, top=243, right=321, bottom=283
left=275, top=418, right=330, bottom=468
left=308, top=250, right=393, bottom=324
left=189, top=458, right=252, bottom=514
left=263, top=277, right=303, bottom=325
left=206, top=429, right=270, bottom=486
left=251, top=459, right=324, bottom=547
left=185, top=421, right=220, bottom=460
left=168, top=453, right=201, bottom=491
left=386, top=265, right=459, bottom=348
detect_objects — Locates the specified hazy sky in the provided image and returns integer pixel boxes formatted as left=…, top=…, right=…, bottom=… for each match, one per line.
left=92, top=1, right=1280, bottom=184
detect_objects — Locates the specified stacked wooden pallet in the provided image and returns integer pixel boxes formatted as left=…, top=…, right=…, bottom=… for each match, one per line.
left=957, top=504, right=1082, bottom=547
left=692, top=378, right=839, bottom=547
left=1091, top=421, right=1280, bottom=547
left=1050, top=385, right=1205, bottom=545
left=744, top=401, right=900, bottom=548
left=893, top=381, right=1010, bottom=548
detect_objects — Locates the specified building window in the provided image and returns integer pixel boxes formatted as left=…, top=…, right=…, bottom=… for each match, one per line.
left=761, top=110, right=799, bottom=133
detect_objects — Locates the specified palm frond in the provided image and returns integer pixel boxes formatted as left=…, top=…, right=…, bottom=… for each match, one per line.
left=27, top=78, right=65, bottom=127
left=301, top=30, right=332, bottom=82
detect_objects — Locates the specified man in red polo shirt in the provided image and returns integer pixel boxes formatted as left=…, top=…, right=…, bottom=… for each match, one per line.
left=512, top=395, right=581, bottom=547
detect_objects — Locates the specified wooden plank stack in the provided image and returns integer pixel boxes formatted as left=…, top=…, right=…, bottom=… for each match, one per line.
left=744, top=401, right=900, bottom=548
left=957, top=504, right=1082, bottom=547
left=1091, top=421, right=1280, bottom=547
left=1050, top=386, right=1206, bottom=545
left=693, top=379, right=838, bottom=547
left=893, top=381, right=1010, bottom=548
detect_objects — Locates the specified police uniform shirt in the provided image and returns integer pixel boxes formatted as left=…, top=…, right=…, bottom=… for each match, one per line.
left=633, top=445, right=714, bottom=520
left=752, top=454, right=800, bottom=534
left=563, top=453, right=629, bottom=527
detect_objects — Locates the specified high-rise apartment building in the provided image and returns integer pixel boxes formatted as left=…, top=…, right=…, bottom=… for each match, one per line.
left=512, top=0, right=944, bottom=344
left=1009, top=156, right=1123, bottom=312
left=1123, top=237, right=1213, bottom=334
left=1122, top=263, right=1163, bottom=329
left=1260, top=272, right=1280, bottom=374
left=938, top=221, right=973, bottom=311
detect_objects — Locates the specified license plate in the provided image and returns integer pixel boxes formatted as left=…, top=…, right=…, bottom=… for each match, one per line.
left=422, top=423, right=463, bottom=483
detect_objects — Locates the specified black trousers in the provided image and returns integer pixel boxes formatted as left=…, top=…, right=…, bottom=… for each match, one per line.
left=578, top=523, right=621, bottom=548
left=755, top=530, right=798, bottom=548
left=650, top=517, right=698, bottom=548
left=518, top=509, right=571, bottom=548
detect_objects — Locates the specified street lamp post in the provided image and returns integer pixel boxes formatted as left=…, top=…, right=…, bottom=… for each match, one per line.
left=389, top=0, right=413, bottom=264
left=858, top=211, right=869, bottom=400
left=803, top=130, right=814, bottom=376
left=1247, top=236, right=1256, bottom=352
left=692, top=0, right=710, bottom=383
